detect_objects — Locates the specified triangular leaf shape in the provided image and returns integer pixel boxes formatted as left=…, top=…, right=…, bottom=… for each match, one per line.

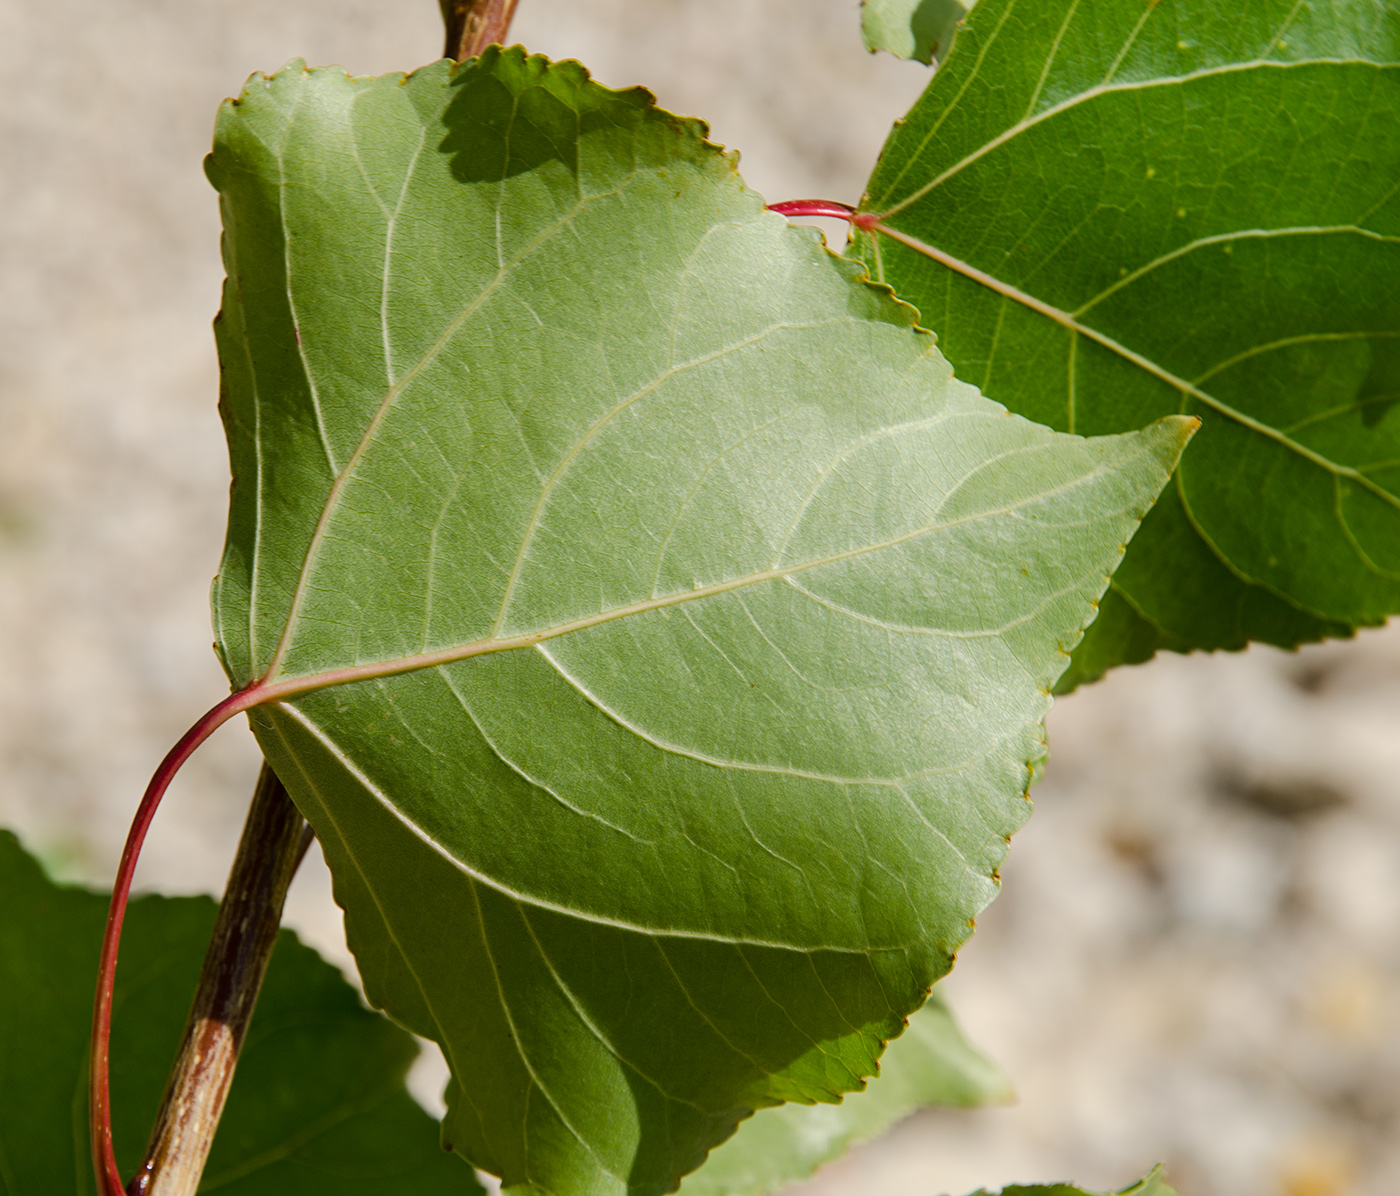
left=853, top=0, right=1400, bottom=683
left=0, top=830, right=480, bottom=1195
left=680, top=988, right=1011, bottom=1196
left=208, top=48, right=1191, bottom=1195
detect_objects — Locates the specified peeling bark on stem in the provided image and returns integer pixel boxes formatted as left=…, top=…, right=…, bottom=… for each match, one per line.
left=124, top=766, right=311, bottom=1196
left=439, top=0, right=520, bottom=61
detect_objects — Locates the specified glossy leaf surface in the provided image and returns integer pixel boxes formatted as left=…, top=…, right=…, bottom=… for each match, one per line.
left=0, top=830, right=479, bottom=1195
left=681, top=989, right=1010, bottom=1196
left=861, top=0, right=975, bottom=64
left=208, top=48, right=1191, bottom=1195
left=854, top=0, right=1400, bottom=682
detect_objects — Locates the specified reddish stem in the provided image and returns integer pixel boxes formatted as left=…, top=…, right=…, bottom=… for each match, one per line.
left=127, top=766, right=309, bottom=1196
left=89, top=682, right=267, bottom=1196
left=766, top=199, right=880, bottom=231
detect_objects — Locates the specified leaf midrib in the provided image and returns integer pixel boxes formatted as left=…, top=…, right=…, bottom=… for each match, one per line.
left=254, top=441, right=1128, bottom=700
left=868, top=222, right=1400, bottom=518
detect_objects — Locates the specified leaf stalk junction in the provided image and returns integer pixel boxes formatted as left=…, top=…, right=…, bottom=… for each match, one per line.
left=87, top=617, right=569, bottom=1187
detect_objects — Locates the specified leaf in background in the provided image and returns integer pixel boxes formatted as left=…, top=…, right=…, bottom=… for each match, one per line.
left=208, top=47, right=1191, bottom=1195
left=853, top=0, right=1400, bottom=684
left=680, top=988, right=1011, bottom=1196
left=0, top=829, right=479, bottom=1195
left=1050, top=583, right=1188, bottom=693
left=960, top=1165, right=1178, bottom=1196
left=861, top=0, right=975, bottom=65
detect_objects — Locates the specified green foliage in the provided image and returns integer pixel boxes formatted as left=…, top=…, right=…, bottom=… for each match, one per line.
left=853, top=0, right=1400, bottom=685
left=961, top=1165, right=1177, bottom=1196
left=206, top=46, right=1190, bottom=1195
left=861, top=0, right=974, bottom=64
left=0, top=830, right=479, bottom=1195
left=1050, top=583, right=1188, bottom=694
left=682, top=989, right=1011, bottom=1196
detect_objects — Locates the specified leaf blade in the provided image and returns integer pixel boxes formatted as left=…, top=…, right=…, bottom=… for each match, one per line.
left=0, top=830, right=480, bottom=1195
left=210, top=48, right=1193, bottom=1194
left=861, top=0, right=975, bottom=64
left=679, top=988, right=1011, bottom=1196
left=856, top=0, right=1400, bottom=677
left=961, top=1164, right=1178, bottom=1196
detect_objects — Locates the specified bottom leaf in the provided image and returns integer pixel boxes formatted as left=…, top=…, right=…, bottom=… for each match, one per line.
left=1054, top=585, right=1183, bottom=693
left=681, top=988, right=1012, bottom=1196
left=1057, top=484, right=1354, bottom=691
left=0, top=828, right=480, bottom=1195
left=961, top=1166, right=1177, bottom=1196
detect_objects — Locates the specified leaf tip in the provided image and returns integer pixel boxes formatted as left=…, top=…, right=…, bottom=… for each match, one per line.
left=1146, top=413, right=1201, bottom=471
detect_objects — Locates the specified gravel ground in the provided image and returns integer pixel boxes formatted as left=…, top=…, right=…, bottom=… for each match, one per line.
left=2, top=3, right=1397, bottom=1195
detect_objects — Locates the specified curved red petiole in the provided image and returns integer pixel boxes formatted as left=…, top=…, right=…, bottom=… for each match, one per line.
left=89, top=681, right=269, bottom=1196
left=766, top=199, right=880, bottom=231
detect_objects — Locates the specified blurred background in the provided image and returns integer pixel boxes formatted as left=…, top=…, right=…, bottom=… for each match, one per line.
left=2, top=2, right=1398, bottom=1194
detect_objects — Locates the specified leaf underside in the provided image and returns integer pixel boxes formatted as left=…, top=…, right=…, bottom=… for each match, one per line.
left=854, top=0, right=1400, bottom=687
left=680, top=988, right=1012, bottom=1196
left=861, top=0, right=976, bottom=64
left=0, top=830, right=479, bottom=1195
left=208, top=47, right=1190, bottom=1195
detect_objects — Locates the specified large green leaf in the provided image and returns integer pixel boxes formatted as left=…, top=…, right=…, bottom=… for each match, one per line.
left=0, top=829, right=479, bottom=1195
left=207, top=47, right=1191, bottom=1196
left=681, top=989, right=1011, bottom=1196
left=853, top=0, right=1400, bottom=683
left=960, top=1167, right=1177, bottom=1196
left=861, top=0, right=975, bottom=65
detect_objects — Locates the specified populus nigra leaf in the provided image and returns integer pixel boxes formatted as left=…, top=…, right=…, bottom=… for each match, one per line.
left=206, top=46, right=1191, bottom=1196
left=861, top=0, right=976, bottom=64
left=852, top=0, right=1400, bottom=685
left=961, top=1166, right=1177, bottom=1196
left=680, top=988, right=1011, bottom=1196
left=0, top=829, right=480, bottom=1195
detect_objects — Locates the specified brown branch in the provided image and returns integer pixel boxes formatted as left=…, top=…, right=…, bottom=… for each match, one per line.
left=439, top=0, right=521, bottom=61
left=125, top=765, right=311, bottom=1196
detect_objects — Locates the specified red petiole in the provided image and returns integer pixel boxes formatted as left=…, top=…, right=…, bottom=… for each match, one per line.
left=766, top=199, right=879, bottom=230
left=88, top=682, right=268, bottom=1196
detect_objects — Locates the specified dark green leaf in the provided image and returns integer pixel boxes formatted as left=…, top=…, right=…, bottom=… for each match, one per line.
left=861, top=0, right=975, bottom=64
left=207, top=47, right=1191, bottom=1195
left=960, top=1165, right=1177, bottom=1196
left=1051, top=583, right=1181, bottom=693
left=854, top=0, right=1399, bottom=682
left=0, top=829, right=479, bottom=1195
left=681, top=989, right=1011, bottom=1196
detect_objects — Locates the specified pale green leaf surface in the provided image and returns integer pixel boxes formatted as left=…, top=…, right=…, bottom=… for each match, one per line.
left=854, top=0, right=1400, bottom=680
left=861, top=0, right=975, bottom=64
left=0, top=830, right=479, bottom=1195
left=208, top=48, right=1191, bottom=1195
left=959, top=1165, right=1177, bottom=1196
left=680, top=989, right=1011, bottom=1196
